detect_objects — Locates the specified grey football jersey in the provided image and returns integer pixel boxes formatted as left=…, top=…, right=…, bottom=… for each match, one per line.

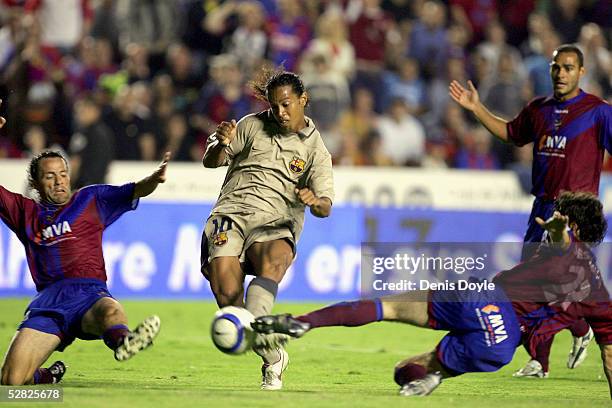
left=208, top=111, right=334, bottom=240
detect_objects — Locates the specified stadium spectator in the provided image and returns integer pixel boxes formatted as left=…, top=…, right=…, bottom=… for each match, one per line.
left=381, top=0, right=417, bottom=23
left=361, top=129, right=393, bottom=166
left=449, top=0, right=498, bottom=44
left=22, top=124, right=46, bottom=156
left=24, top=0, right=93, bottom=54
left=408, top=0, right=448, bottom=80
left=180, top=0, right=227, bottom=58
left=421, top=139, right=449, bottom=168
left=381, top=57, right=426, bottom=115
left=103, top=85, right=156, bottom=161
left=376, top=98, right=425, bottom=166
left=192, top=54, right=254, bottom=139
left=337, top=87, right=379, bottom=148
left=454, top=126, right=500, bottom=170
left=151, top=74, right=175, bottom=120
left=523, top=29, right=561, bottom=97
left=346, top=0, right=398, bottom=112
left=253, top=192, right=612, bottom=397
left=0, top=1, right=610, bottom=167
left=116, top=0, right=177, bottom=74
left=424, top=55, right=468, bottom=139
left=122, top=42, right=150, bottom=83
left=161, top=43, right=203, bottom=104
left=577, top=23, right=611, bottom=97
left=0, top=113, right=169, bottom=385
left=302, top=9, right=355, bottom=80
left=0, top=7, right=23, bottom=72
left=476, top=21, right=525, bottom=83
left=69, top=95, right=114, bottom=188
left=508, top=145, right=533, bottom=195
left=162, top=112, right=198, bottom=162
left=265, top=0, right=311, bottom=71
left=547, top=0, right=585, bottom=44
left=449, top=44, right=612, bottom=377
left=225, top=0, right=268, bottom=77
left=201, top=67, right=334, bottom=390
left=65, top=36, right=118, bottom=95
left=482, top=50, right=530, bottom=167
left=497, top=0, right=535, bottom=47
left=88, top=0, right=119, bottom=58
left=301, top=51, right=350, bottom=156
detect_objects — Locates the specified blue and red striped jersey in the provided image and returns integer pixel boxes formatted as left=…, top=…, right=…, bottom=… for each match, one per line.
left=0, top=183, right=137, bottom=291
left=493, top=241, right=612, bottom=352
left=507, top=90, right=612, bottom=200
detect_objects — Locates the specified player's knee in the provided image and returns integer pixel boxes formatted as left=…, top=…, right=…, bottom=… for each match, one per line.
left=214, top=285, right=243, bottom=306
left=258, top=257, right=292, bottom=282
left=1, top=365, right=28, bottom=385
left=102, top=302, right=124, bottom=320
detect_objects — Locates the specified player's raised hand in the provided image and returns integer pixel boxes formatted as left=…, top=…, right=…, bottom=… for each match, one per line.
left=133, top=152, right=172, bottom=199
left=152, top=151, right=171, bottom=183
left=536, top=211, right=569, bottom=234
left=449, top=80, right=480, bottom=111
left=536, top=211, right=571, bottom=245
left=295, top=187, right=319, bottom=207
left=215, top=120, right=237, bottom=146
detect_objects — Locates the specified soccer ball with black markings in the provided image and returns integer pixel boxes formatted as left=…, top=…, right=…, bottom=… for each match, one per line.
left=210, top=306, right=255, bottom=355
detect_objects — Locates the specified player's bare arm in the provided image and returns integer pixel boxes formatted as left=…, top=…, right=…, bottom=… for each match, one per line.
left=203, top=120, right=236, bottom=168
left=601, top=344, right=612, bottom=399
left=133, top=151, right=171, bottom=199
left=536, top=210, right=571, bottom=248
left=449, top=80, right=509, bottom=142
left=295, top=187, right=332, bottom=218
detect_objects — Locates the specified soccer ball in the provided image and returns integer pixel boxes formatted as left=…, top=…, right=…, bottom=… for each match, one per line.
left=210, top=306, right=255, bottom=355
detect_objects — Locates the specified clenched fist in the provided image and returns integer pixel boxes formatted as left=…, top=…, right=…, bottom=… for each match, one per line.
left=215, top=120, right=237, bottom=146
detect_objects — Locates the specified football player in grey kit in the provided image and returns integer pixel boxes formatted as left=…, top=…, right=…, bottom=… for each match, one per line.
left=201, top=67, right=334, bottom=390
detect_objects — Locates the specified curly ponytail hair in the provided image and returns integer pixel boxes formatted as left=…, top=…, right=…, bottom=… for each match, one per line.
left=249, top=65, right=306, bottom=104
left=554, top=191, right=607, bottom=244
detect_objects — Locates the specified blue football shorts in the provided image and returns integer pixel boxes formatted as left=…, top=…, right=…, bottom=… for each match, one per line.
left=428, top=284, right=522, bottom=374
left=19, top=278, right=114, bottom=351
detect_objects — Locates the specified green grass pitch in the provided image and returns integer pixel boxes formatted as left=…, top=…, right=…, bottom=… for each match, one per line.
left=0, top=299, right=609, bottom=407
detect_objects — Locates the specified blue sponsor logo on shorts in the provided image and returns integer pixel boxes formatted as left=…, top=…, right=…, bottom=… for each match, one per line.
left=475, top=306, right=509, bottom=346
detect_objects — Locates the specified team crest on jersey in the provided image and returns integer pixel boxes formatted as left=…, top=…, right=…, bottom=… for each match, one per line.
left=213, top=232, right=229, bottom=246
left=289, top=157, right=306, bottom=174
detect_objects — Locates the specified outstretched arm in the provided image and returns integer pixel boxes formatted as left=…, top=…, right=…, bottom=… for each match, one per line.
left=133, top=152, right=171, bottom=200
left=449, top=80, right=509, bottom=142
left=295, top=188, right=332, bottom=218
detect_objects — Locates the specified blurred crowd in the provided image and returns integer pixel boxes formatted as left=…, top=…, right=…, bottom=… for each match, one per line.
left=0, top=0, right=610, bottom=189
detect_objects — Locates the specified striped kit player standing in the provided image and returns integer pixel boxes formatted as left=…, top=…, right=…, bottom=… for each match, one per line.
left=449, top=44, right=612, bottom=378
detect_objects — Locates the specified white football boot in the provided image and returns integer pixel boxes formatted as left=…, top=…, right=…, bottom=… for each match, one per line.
left=513, top=359, right=548, bottom=378
left=115, top=315, right=161, bottom=361
left=399, top=372, right=442, bottom=396
left=567, top=327, right=594, bottom=369
left=260, top=348, right=289, bottom=391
